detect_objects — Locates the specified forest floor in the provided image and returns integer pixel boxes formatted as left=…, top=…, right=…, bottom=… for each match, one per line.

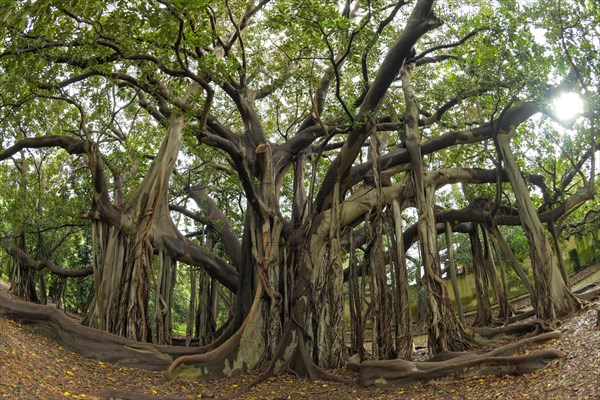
left=0, top=267, right=599, bottom=400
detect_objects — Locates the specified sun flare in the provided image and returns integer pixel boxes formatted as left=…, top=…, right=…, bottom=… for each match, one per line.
left=552, top=92, right=584, bottom=122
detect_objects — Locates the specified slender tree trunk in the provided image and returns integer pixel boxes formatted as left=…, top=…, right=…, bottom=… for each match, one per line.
left=548, top=221, right=569, bottom=286
left=481, top=225, right=511, bottom=319
left=367, top=210, right=395, bottom=359
left=348, top=231, right=365, bottom=360
left=470, top=228, right=492, bottom=327
left=9, top=256, right=38, bottom=302
left=153, top=250, right=176, bottom=345
left=193, top=230, right=219, bottom=344
left=186, top=266, right=196, bottom=347
left=36, top=232, right=48, bottom=305
left=445, top=223, right=464, bottom=323
left=496, top=128, right=580, bottom=320
left=487, top=228, right=515, bottom=322
left=194, top=269, right=216, bottom=345
left=489, top=224, right=537, bottom=304
left=402, top=64, right=470, bottom=354
left=392, top=199, right=413, bottom=360
left=414, top=258, right=426, bottom=326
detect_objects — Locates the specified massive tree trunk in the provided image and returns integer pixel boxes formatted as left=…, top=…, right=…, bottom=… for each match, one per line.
left=165, top=139, right=289, bottom=377
left=496, top=128, right=580, bottom=320
left=402, top=64, right=470, bottom=354
left=166, top=176, right=347, bottom=379
left=85, top=115, right=186, bottom=342
left=165, top=217, right=276, bottom=379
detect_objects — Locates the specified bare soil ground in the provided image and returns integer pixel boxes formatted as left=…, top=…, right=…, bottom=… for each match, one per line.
left=0, top=269, right=598, bottom=400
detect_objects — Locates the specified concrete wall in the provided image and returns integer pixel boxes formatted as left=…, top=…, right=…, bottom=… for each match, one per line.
left=410, top=229, right=600, bottom=316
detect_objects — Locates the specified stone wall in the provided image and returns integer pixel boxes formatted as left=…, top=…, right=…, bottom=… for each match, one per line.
left=410, top=230, right=600, bottom=316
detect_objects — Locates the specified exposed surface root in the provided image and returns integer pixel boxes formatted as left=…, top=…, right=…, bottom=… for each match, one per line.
left=505, top=309, right=536, bottom=324
left=576, top=286, right=600, bottom=301
left=0, top=291, right=203, bottom=369
left=359, top=332, right=563, bottom=387
left=470, top=319, right=555, bottom=344
left=204, top=324, right=352, bottom=400
left=290, top=334, right=353, bottom=384
left=166, top=282, right=264, bottom=379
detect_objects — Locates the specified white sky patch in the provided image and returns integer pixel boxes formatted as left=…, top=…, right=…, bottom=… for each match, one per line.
left=552, top=92, right=584, bottom=122
left=530, top=26, right=547, bottom=47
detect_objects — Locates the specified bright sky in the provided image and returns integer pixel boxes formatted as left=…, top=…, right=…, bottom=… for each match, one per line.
left=552, top=92, right=584, bottom=122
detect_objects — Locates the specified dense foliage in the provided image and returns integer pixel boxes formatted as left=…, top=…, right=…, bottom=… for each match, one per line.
left=0, top=0, right=598, bottom=382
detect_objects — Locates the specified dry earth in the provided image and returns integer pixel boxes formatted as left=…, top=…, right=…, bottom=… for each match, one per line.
left=0, top=276, right=598, bottom=399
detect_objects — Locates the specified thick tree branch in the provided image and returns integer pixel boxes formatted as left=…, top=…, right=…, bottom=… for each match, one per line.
left=315, top=0, right=441, bottom=213
left=1, top=240, right=93, bottom=278
left=0, top=136, right=119, bottom=227
left=412, top=27, right=490, bottom=63
left=176, top=187, right=242, bottom=268
left=344, top=102, right=541, bottom=191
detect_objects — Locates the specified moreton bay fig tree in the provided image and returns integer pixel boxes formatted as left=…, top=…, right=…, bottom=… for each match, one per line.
left=0, top=0, right=598, bottom=383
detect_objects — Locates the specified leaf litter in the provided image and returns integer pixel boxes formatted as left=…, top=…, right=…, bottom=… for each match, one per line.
left=0, top=283, right=598, bottom=399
